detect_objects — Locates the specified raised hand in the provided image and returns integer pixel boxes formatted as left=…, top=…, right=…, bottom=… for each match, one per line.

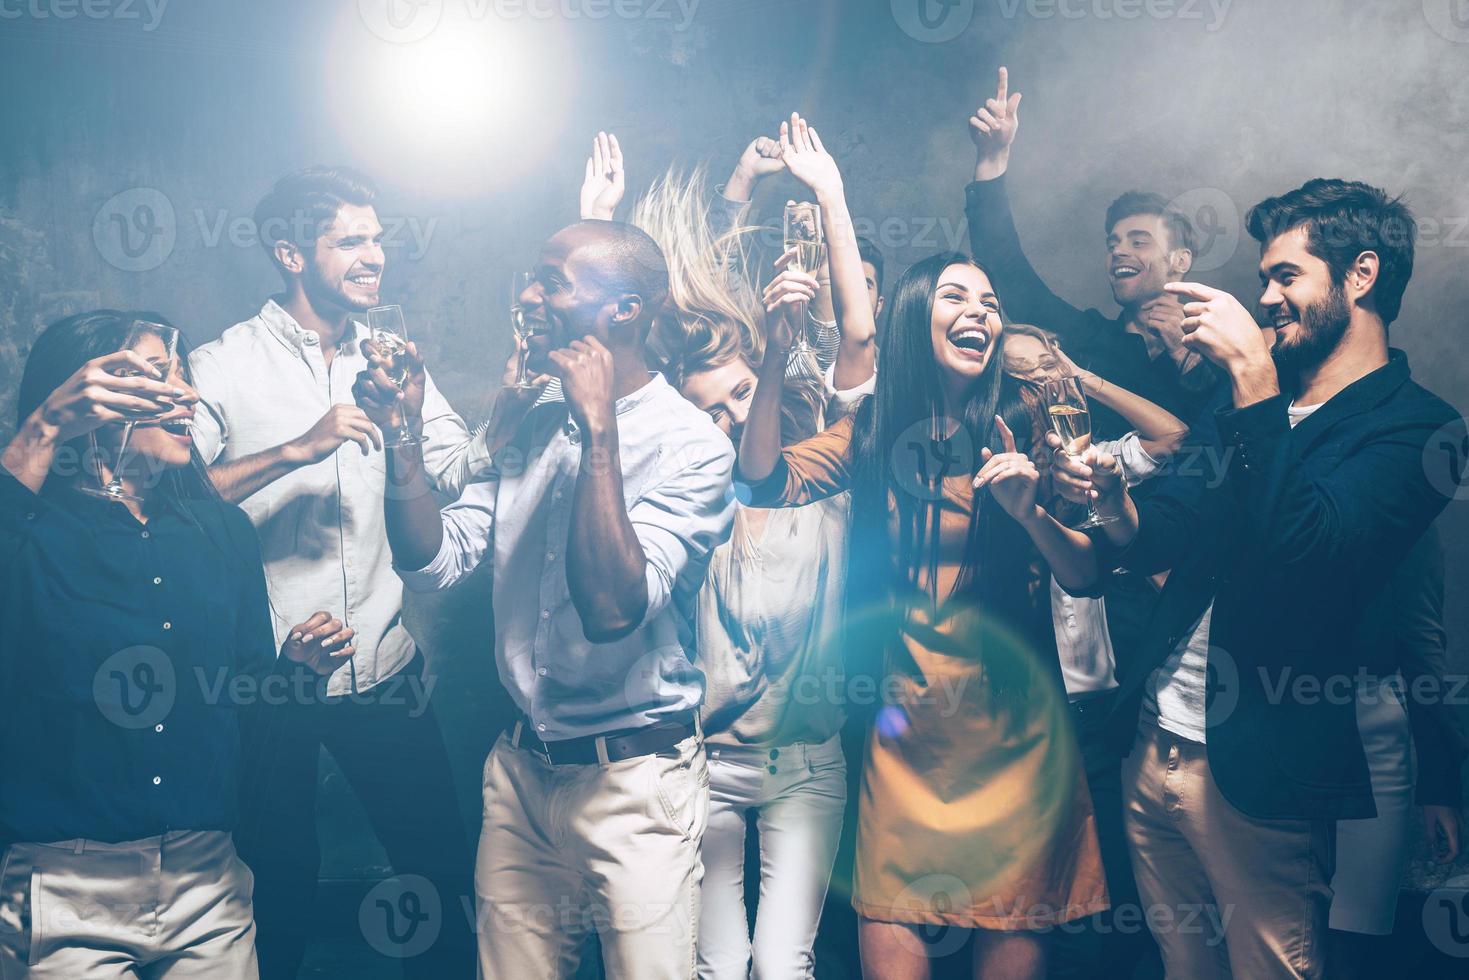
left=547, top=337, right=616, bottom=437
left=725, top=135, right=784, bottom=202
left=287, top=404, right=383, bottom=462
left=353, top=338, right=426, bottom=436
left=974, top=415, right=1042, bottom=522
left=580, top=132, right=625, bottom=221
left=761, top=248, right=821, bottom=351
left=281, top=611, right=355, bottom=676
left=970, top=66, right=1022, bottom=181
left=779, top=113, right=843, bottom=200
left=30, top=349, right=181, bottom=444
left=1045, top=432, right=1123, bottom=506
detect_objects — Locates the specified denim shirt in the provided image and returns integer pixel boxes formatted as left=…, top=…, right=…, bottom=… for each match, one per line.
left=398, top=373, right=736, bottom=740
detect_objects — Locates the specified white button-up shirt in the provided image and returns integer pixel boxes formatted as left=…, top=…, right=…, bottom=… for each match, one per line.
left=398, top=373, right=736, bottom=740
left=189, top=300, right=491, bottom=695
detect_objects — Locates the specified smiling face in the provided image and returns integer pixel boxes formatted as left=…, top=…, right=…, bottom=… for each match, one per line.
left=518, top=227, right=621, bottom=374
left=1107, top=213, right=1184, bottom=308
left=1257, top=225, right=1352, bottom=376
left=110, top=331, right=199, bottom=474
left=930, top=263, right=1003, bottom=386
left=680, top=358, right=758, bottom=441
left=297, top=203, right=385, bottom=313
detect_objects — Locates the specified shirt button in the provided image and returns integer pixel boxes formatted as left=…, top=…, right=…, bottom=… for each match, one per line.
left=537, top=724, right=547, bottom=732
left=24, top=512, right=35, bottom=521
left=162, top=622, right=172, bottom=630
left=152, top=776, right=162, bottom=786
left=769, top=748, right=780, bottom=760
left=141, top=530, right=150, bottom=539
left=152, top=577, right=163, bottom=585
left=537, top=667, right=548, bottom=676
left=155, top=724, right=164, bottom=733
left=546, top=552, right=556, bottom=562
left=767, top=765, right=778, bottom=774
left=541, top=610, right=551, bottom=620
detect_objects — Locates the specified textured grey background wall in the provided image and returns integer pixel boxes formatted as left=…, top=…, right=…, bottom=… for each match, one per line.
left=2, top=0, right=1466, bottom=887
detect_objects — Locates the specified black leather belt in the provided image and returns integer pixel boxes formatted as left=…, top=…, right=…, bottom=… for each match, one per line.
left=508, top=711, right=699, bottom=766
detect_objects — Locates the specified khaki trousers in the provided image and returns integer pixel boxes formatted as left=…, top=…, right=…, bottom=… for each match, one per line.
left=474, top=730, right=709, bottom=979
left=0, top=830, right=257, bottom=979
left=1123, top=726, right=1334, bottom=979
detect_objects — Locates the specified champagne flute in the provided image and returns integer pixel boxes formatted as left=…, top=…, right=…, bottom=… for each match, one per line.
left=1044, top=376, right=1116, bottom=529
left=366, top=304, right=426, bottom=448
left=79, top=321, right=179, bottom=503
left=782, top=201, right=824, bottom=378
left=504, top=271, right=539, bottom=391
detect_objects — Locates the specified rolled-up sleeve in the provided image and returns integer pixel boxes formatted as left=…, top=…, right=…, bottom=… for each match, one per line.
left=395, top=476, right=498, bottom=592
left=629, top=435, right=735, bottom=624
left=418, top=368, right=492, bottom=500
left=186, top=347, right=229, bottom=465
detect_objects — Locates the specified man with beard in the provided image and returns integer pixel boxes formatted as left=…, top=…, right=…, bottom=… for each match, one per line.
left=188, top=167, right=482, bottom=977
left=377, top=219, right=735, bottom=978
left=1050, top=177, right=1459, bottom=979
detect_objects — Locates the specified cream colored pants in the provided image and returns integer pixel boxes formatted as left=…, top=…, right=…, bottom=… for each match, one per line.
left=0, top=830, right=257, bottom=979
left=1123, top=726, right=1334, bottom=979
left=473, top=731, right=709, bottom=979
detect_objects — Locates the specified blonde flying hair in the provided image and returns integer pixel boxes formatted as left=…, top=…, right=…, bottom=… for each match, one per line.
left=633, top=165, right=823, bottom=443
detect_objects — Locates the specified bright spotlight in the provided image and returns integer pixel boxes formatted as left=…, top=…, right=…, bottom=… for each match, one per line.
left=326, top=7, right=570, bottom=191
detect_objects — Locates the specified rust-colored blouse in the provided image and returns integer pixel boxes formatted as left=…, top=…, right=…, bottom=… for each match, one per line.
left=757, top=414, right=1108, bottom=929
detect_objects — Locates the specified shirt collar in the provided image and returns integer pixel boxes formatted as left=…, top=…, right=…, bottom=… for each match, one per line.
left=259, top=298, right=365, bottom=356
left=561, top=373, right=669, bottom=436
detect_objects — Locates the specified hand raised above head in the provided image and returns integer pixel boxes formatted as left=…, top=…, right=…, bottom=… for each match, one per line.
left=580, top=131, right=626, bottom=221
left=970, top=66, right=1022, bottom=181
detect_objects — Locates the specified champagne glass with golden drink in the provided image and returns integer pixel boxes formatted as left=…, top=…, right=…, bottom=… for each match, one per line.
left=366, top=304, right=426, bottom=448
left=1044, top=376, right=1116, bottom=529
left=782, top=201, right=825, bottom=378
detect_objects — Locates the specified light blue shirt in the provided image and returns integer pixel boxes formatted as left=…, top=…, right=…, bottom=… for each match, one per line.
left=398, top=373, right=736, bottom=740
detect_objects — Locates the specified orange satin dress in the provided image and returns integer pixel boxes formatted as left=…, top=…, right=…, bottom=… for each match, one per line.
left=766, top=415, right=1108, bottom=929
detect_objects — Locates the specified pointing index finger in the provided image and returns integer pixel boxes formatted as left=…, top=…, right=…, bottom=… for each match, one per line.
left=997, top=66, right=1008, bottom=105
left=1163, top=281, right=1221, bottom=303
left=995, top=414, right=1017, bottom=454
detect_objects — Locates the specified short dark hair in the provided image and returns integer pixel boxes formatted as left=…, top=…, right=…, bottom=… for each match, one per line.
left=1104, top=191, right=1197, bottom=255
left=565, top=219, right=671, bottom=318
left=253, top=166, right=377, bottom=268
left=1245, top=178, right=1415, bottom=326
left=857, top=235, right=885, bottom=293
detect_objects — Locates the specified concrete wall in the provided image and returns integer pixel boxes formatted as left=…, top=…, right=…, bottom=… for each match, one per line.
left=2, top=0, right=1465, bottom=881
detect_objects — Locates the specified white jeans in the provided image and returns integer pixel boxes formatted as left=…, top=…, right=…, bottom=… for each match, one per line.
left=0, top=830, right=257, bottom=980
left=697, top=734, right=846, bottom=980
left=474, top=730, right=709, bottom=979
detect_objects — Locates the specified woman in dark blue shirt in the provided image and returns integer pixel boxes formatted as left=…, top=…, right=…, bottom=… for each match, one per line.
left=0, top=310, right=352, bottom=979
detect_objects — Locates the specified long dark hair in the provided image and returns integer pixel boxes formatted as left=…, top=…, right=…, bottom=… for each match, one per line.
left=18, top=310, right=222, bottom=514
left=844, top=254, right=1049, bottom=716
